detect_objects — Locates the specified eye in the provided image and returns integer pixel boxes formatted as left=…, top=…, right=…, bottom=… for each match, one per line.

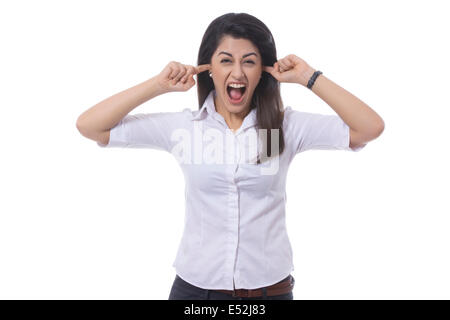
left=220, top=59, right=255, bottom=64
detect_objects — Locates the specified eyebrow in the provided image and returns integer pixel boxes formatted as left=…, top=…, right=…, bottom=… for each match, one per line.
left=218, top=51, right=258, bottom=58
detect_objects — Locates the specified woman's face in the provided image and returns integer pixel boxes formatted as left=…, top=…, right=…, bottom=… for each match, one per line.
left=210, top=35, right=262, bottom=116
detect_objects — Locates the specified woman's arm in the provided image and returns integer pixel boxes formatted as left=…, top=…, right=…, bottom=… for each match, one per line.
left=308, top=70, right=385, bottom=148
left=264, top=55, right=384, bottom=149
left=76, top=75, right=166, bottom=144
left=76, top=62, right=209, bottom=145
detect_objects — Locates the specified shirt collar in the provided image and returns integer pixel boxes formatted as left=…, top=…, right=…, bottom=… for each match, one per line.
left=191, top=89, right=257, bottom=133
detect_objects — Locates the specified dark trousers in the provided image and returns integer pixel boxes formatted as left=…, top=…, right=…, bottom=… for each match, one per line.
left=168, top=274, right=294, bottom=300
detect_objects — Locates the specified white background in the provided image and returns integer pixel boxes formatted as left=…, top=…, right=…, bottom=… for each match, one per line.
left=1, top=0, right=449, bottom=299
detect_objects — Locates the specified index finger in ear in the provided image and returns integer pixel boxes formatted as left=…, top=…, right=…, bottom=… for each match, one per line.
left=263, top=65, right=274, bottom=73
left=194, top=64, right=211, bottom=74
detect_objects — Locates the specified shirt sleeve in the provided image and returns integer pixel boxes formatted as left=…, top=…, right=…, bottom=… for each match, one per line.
left=283, top=106, right=366, bottom=154
left=97, top=109, right=190, bottom=152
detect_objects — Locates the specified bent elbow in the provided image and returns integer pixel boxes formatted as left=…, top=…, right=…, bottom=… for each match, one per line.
left=374, top=118, right=385, bottom=138
left=76, top=115, right=90, bottom=137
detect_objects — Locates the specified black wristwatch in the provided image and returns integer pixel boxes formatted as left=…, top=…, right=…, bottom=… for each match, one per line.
left=307, top=70, right=323, bottom=89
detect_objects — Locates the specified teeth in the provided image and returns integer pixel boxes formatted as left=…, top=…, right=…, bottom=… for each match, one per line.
left=228, top=83, right=246, bottom=88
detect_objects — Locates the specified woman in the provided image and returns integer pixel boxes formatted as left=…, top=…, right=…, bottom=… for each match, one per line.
left=76, top=12, right=384, bottom=300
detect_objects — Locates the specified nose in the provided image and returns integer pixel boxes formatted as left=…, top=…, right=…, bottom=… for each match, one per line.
left=230, top=63, right=245, bottom=80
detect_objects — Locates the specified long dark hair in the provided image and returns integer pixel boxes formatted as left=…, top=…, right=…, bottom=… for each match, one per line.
left=196, top=12, right=285, bottom=164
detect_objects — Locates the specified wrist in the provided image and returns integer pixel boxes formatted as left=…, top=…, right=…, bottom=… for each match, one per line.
left=150, top=76, right=169, bottom=96
left=298, top=67, right=316, bottom=87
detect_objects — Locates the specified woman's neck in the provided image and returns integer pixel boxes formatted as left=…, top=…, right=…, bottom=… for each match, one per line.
left=213, top=95, right=250, bottom=131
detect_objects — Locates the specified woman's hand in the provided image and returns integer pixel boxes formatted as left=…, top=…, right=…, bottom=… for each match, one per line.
left=263, top=54, right=316, bottom=87
left=156, top=61, right=210, bottom=93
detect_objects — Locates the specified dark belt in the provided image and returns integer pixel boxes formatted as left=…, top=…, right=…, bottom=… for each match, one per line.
left=213, top=275, right=295, bottom=298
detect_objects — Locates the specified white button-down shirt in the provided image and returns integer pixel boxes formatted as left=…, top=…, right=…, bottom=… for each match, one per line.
left=98, top=89, right=364, bottom=290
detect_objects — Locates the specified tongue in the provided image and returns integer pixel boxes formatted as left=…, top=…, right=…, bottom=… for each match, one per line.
left=229, top=88, right=243, bottom=100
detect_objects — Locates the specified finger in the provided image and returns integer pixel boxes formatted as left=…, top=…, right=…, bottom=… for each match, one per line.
left=181, top=66, right=194, bottom=83
left=277, top=62, right=285, bottom=72
left=180, top=74, right=189, bottom=83
left=284, top=56, right=295, bottom=66
left=263, top=65, right=273, bottom=73
left=167, top=62, right=179, bottom=79
left=187, top=75, right=195, bottom=86
left=266, top=63, right=280, bottom=80
left=173, top=65, right=187, bottom=83
left=171, top=68, right=184, bottom=85
left=180, top=76, right=195, bottom=90
left=278, top=60, right=289, bottom=72
left=271, top=61, right=281, bottom=73
left=169, top=64, right=180, bottom=80
left=188, top=75, right=196, bottom=86
left=286, top=55, right=297, bottom=65
left=181, top=74, right=188, bottom=84
left=194, top=64, right=211, bottom=74
left=283, top=60, right=293, bottom=69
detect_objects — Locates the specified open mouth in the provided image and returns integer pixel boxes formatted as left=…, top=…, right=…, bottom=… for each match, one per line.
left=226, top=85, right=247, bottom=104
